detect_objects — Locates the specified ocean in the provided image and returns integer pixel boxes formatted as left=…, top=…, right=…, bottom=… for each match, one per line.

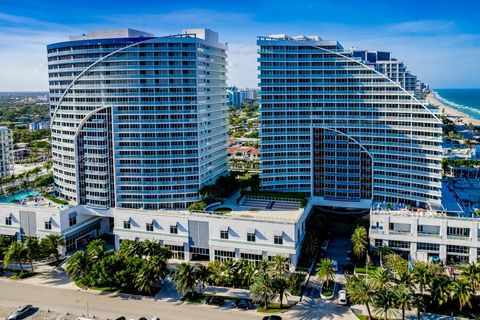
left=434, top=88, right=480, bottom=121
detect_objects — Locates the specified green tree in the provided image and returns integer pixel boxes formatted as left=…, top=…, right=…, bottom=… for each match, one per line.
left=0, top=235, right=12, bottom=261
left=173, top=263, right=198, bottom=296
left=450, top=280, right=472, bottom=311
left=301, top=232, right=319, bottom=258
left=86, top=239, right=107, bottom=263
left=370, top=268, right=394, bottom=291
left=346, top=275, right=375, bottom=319
left=351, top=226, right=368, bottom=260
left=194, top=263, right=209, bottom=293
left=316, top=258, right=335, bottom=290
left=4, top=241, right=25, bottom=271
left=66, top=250, right=89, bottom=282
left=135, top=255, right=168, bottom=295
left=24, top=237, right=41, bottom=272
left=412, top=262, right=431, bottom=294
left=459, top=261, right=480, bottom=294
left=395, top=286, right=413, bottom=320
left=269, top=255, right=289, bottom=278
left=41, top=233, right=65, bottom=262
left=374, top=289, right=398, bottom=320
left=272, top=276, right=288, bottom=308
left=250, top=271, right=274, bottom=310
left=430, top=275, right=451, bottom=309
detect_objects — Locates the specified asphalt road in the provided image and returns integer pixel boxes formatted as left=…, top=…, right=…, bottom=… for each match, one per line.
left=0, top=281, right=265, bottom=320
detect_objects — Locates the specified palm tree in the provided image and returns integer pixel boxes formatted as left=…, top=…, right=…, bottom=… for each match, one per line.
left=0, top=235, right=12, bottom=260
left=42, top=233, right=65, bottom=262
left=395, top=286, right=413, bottom=320
left=430, top=275, right=451, bottom=310
left=370, top=267, right=394, bottom=291
left=374, top=289, right=398, bottom=320
left=397, top=270, right=415, bottom=292
left=412, top=262, right=431, bottom=294
left=250, top=271, right=274, bottom=310
left=459, top=261, right=480, bottom=294
left=272, top=276, right=288, bottom=308
left=118, top=239, right=143, bottom=258
left=86, top=239, right=106, bottom=263
left=194, top=263, right=209, bottom=293
left=346, top=275, right=375, bottom=319
left=173, top=263, right=198, bottom=297
left=316, top=258, right=335, bottom=290
left=65, top=250, right=89, bottom=281
left=135, top=255, right=168, bottom=295
left=351, top=226, right=368, bottom=260
left=301, top=232, right=319, bottom=257
left=450, top=280, right=472, bottom=311
left=269, top=255, right=289, bottom=278
left=24, top=237, right=41, bottom=272
left=4, top=241, right=25, bottom=271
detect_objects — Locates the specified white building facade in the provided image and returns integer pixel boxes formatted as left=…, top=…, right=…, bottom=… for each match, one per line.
left=47, top=28, right=228, bottom=210
left=370, top=210, right=480, bottom=264
left=257, top=35, right=442, bottom=210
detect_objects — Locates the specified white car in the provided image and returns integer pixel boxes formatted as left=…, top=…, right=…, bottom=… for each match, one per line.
left=338, top=290, right=348, bottom=305
left=8, top=305, right=32, bottom=320
left=332, top=260, right=338, bottom=272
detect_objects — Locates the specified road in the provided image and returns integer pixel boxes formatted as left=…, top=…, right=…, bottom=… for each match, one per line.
left=0, top=280, right=263, bottom=320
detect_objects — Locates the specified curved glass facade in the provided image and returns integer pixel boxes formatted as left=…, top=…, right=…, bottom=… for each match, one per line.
left=47, top=29, right=228, bottom=209
left=258, top=35, right=442, bottom=208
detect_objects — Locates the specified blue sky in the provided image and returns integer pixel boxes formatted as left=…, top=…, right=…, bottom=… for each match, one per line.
left=0, top=0, right=479, bottom=90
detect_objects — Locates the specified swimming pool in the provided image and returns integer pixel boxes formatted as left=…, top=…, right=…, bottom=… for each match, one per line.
left=0, top=190, right=40, bottom=203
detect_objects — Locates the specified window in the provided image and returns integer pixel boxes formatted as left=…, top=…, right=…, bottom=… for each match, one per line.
left=170, top=225, right=178, bottom=234
left=274, top=235, right=283, bottom=245
left=388, top=240, right=410, bottom=249
left=446, top=245, right=469, bottom=254
left=69, top=216, right=76, bottom=227
left=220, top=230, right=229, bottom=239
left=146, top=223, right=154, bottom=232
left=375, top=239, right=383, bottom=247
left=447, top=227, right=470, bottom=237
left=123, top=220, right=131, bottom=229
left=247, top=232, right=256, bottom=242
left=45, top=221, right=52, bottom=230
left=417, top=242, right=439, bottom=251
left=5, top=216, right=12, bottom=226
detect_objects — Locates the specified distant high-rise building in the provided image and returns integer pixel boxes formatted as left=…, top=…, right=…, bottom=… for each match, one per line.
left=227, top=86, right=256, bottom=107
left=0, top=126, right=13, bottom=178
left=29, top=120, right=50, bottom=132
left=258, top=34, right=442, bottom=208
left=47, top=28, right=228, bottom=209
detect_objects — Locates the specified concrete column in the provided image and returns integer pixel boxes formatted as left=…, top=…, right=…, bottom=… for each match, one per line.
left=209, top=246, right=215, bottom=262
left=183, top=242, right=190, bottom=261
left=114, top=234, right=120, bottom=249
left=439, top=244, right=447, bottom=263
left=235, top=248, right=241, bottom=260
left=411, top=218, right=418, bottom=237
left=469, top=247, right=477, bottom=263
left=410, top=242, right=417, bottom=261
left=16, top=232, right=22, bottom=241
left=262, top=250, right=268, bottom=260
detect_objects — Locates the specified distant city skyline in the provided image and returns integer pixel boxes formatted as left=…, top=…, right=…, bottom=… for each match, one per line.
left=0, top=0, right=479, bottom=90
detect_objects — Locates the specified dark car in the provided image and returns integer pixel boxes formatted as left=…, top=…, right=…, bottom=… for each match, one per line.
left=115, top=317, right=126, bottom=320
left=8, top=305, right=32, bottom=320
left=263, top=316, right=282, bottom=320
left=138, top=317, right=148, bottom=320
left=204, top=296, right=225, bottom=306
left=233, top=299, right=254, bottom=310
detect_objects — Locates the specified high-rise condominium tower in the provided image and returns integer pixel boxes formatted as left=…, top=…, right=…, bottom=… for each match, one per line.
left=257, top=35, right=442, bottom=208
left=47, top=28, right=228, bottom=210
left=0, top=126, right=13, bottom=178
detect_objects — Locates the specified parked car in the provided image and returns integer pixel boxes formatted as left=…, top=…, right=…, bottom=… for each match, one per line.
left=233, top=299, right=254, bottom=310
left=332, top=260, right=338, bottom=272
left=338, top=290, right=348, bottom=305
left=204, top=296, right=225, bottom=306
left=263, top=316, right=282, bottom=320
left=344, top=263, right=355, bottom=275
left=138, top=317, right=148, bottom=320
left=151, top=317, right=160, bottom=320
left=114, top=317, right=126, bottom=320
left=8, top=305, right=32, bottom=320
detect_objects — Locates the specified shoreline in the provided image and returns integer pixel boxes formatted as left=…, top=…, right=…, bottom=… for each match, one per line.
left=427, top=92, right=480, bottom=126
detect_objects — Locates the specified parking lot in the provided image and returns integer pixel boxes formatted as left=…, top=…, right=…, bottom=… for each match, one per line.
left=0, top=306, right=77, bottom=320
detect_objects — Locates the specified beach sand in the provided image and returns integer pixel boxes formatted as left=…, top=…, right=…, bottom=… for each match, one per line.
left=427, top=92, right=480, bottom=126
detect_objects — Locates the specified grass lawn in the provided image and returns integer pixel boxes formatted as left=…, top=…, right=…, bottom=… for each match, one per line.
left=321, top=280, right=335, bottom=297
left=213, top=207, right=232, bottom=214
left=256, top=302, right=294, bottom=313
left=355, top=265, right=379, bottom=275
left=9, top=271, right=37, bottom=280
